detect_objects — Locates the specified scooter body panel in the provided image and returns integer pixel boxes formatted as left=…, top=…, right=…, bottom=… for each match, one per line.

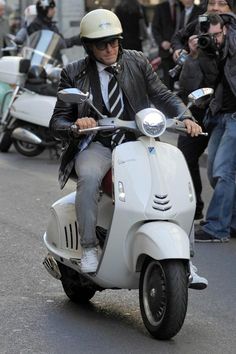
left=95, top=139, right=193, bottom=288
left=0, top=56, right=26, bottom=85
left=11, top=91, right=56, bottom=127
left=44, top=138, right=194, bottom=289
left=131, top=221, right=190, bottom=271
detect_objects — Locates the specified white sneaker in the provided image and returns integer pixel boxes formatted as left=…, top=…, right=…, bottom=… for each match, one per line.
left=80, top=247, right=98, bottom=273
left=189, top=262, right=208, bottom=290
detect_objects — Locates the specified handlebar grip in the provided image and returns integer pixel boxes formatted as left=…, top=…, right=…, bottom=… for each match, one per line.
left=176, top=126, right=208, bottom=136
left=70, top=124, right=116, bottom=135
left=71, top=125, right=98, bottom=135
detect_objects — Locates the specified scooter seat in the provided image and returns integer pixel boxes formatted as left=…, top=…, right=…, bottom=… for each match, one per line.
left=101, top=169, right=112, bottom=197
left=70, top=168, right=112, bottom=197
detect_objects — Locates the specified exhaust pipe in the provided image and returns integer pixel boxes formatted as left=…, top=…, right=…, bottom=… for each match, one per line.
left=11, top=127, right=42, bottom=145
left=43, top=254, right=61, bottom=280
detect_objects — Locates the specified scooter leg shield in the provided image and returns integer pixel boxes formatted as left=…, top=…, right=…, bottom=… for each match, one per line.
left=131, top=221, right=190, bottom=271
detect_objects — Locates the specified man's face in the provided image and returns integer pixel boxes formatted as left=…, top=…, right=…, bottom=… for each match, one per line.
left=47, top=7, right=56, bottom=18
left=208, top=23, right=226, bottom=48
left=90, top=38, right=119, bottom=66
left=0, top=4, right=5, bottom=17
left=207, top=0, right=231, bottom=13
left=181, top=0, right=194, bottom=8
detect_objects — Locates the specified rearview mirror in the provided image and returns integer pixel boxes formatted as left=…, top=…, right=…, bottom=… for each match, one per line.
left=187, top=88, right=214, bottom=107
left=58, top=88, right=105, bottom=120
left=58, top=88, right=89, bottom=103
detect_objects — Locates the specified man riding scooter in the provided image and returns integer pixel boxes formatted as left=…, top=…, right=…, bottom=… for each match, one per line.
left=50, top=9, right=207, bottom=289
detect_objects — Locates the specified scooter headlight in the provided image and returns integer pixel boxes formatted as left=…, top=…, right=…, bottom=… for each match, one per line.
left=135, top=108, right=166, bottom=138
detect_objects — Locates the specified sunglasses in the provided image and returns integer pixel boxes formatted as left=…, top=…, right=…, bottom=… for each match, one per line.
left=208, top=1, right=229, bottom=7
left=94, top=38, right=119, bottom=51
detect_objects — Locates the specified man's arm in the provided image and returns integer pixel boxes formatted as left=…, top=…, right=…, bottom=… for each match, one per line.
left=171, top=19, right=198, bottom=60
left=50, top=66, right=78, bottom=139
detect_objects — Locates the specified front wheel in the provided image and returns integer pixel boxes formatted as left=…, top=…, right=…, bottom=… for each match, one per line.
left=139, top=259, right=188, bottom=340
left=0, top=130, right=12, bottom=152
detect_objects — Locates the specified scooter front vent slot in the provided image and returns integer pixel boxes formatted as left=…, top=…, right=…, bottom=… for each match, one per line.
left=152, top=194, right=172, bottom=211
left=64, top=226, right=68, bottom=248
left=63, top=222, right=79, bottom=250
left=69, top=224, right=73, bottom=249
left=75, top=221, right=79, bottom=250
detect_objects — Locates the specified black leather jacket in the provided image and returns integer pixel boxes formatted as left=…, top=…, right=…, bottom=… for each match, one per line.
left=50, top=49, right=193, bottom=188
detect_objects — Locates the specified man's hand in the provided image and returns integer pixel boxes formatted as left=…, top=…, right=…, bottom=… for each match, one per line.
left=161, top=41, right=171, bottom=51
left=188, top=35, right=199, bottom=58
left=173, top=49, right=182, bottom=62
left=74, top=117, right=97, bottom=130
left=183, top=119, right=202, bottom=137
left=173, top=49, right=188, bottom=62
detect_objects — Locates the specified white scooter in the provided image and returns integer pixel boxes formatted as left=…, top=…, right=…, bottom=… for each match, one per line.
left=43, top=87, right=212, bottom=340
left=0, top=30, right=64, bottom=157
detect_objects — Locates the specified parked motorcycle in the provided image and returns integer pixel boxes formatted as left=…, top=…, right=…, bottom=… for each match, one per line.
left=43, top=87, right=212, bottom=340
left=0, top=30, right=65, bottom=157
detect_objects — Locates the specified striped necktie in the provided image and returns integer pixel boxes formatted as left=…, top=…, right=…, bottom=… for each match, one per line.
left=105, top=66, right=125, bottom=149
left=105, top=66, right=123, bottom=118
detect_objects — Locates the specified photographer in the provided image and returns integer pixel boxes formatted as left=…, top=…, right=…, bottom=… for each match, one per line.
left=183, top=13, right=236, bottom=242
left=171, top=0, right=235, bottom=61
left=171, top=6, right=236, bottom=220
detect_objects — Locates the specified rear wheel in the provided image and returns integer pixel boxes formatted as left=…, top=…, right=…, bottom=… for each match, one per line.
left=139, top=259, right=188, bottom=340
left=12, top=124, right=45, bottom=157
left=59, top=263, right=96, bottom=303
left=13, top=139, right=45, bottom=157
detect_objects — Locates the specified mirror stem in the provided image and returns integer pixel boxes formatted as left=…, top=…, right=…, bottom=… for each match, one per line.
left=88, top=101, right=106, bottom=120
left=175, top=102, right=192, bottom=120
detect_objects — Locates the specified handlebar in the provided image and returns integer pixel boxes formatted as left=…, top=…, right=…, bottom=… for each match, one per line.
left=167, top=119, right=208, bottom=136
left=70, top=118, right=208, bottom=137
left=70, top=124, right=117, bottom=135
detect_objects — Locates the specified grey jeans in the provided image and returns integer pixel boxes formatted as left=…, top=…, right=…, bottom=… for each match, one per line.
left=74, top=142, right=112, bottom=248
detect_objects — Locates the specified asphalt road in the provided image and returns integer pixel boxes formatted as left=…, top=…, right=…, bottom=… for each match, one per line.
left=0, top=143, right=236, bottom=354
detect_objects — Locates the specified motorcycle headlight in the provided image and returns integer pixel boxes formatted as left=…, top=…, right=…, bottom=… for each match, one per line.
left=135, top=108, right=166, bottom=138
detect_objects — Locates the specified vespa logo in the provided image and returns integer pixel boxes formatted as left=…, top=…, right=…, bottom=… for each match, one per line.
left=148, top=147, right=156, bottom=155
left=99, top=21, right=112, bottom=30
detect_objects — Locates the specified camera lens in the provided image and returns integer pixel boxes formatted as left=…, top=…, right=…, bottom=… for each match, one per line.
left=197, top=34, right=216, bottom=51
left=198, top=36, right=210, bottom=49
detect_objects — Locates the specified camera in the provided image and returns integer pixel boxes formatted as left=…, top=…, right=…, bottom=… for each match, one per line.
left=169, top=50, right=188, bottom=79
left=198, top=33, right=216, bottom=51
left=197, top=14, right=218, bottom=54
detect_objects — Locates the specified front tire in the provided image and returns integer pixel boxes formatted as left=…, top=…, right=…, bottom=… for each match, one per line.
left=139, top=259, right=188, bottom=340
left=0, top=130, right=12, bottom=152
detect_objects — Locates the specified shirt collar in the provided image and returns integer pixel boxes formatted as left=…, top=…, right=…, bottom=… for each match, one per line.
left=96, top=61, right=117, bottom=73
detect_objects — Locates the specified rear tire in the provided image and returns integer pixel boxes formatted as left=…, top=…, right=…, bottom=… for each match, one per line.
left=13, top=139, right=45, bottom=157
left=59, top=263, right=96, bottom=303
left=139, top=259, right=188, bottom=340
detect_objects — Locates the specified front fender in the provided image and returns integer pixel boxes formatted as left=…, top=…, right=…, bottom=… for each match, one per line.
left=131, top=222, right=190, bottom=271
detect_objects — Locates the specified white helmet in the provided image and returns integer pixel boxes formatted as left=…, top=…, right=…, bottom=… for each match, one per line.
left=80, top=9, right=123, bottom=41
left=24, top=5, right=37, bottom=25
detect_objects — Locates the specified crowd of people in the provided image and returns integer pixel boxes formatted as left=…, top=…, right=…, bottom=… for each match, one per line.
left=113, top=0, right=236, bottom=246
left=1, top=0, right=236, bottom=285
left=152, top=0, right=236, bottom=245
